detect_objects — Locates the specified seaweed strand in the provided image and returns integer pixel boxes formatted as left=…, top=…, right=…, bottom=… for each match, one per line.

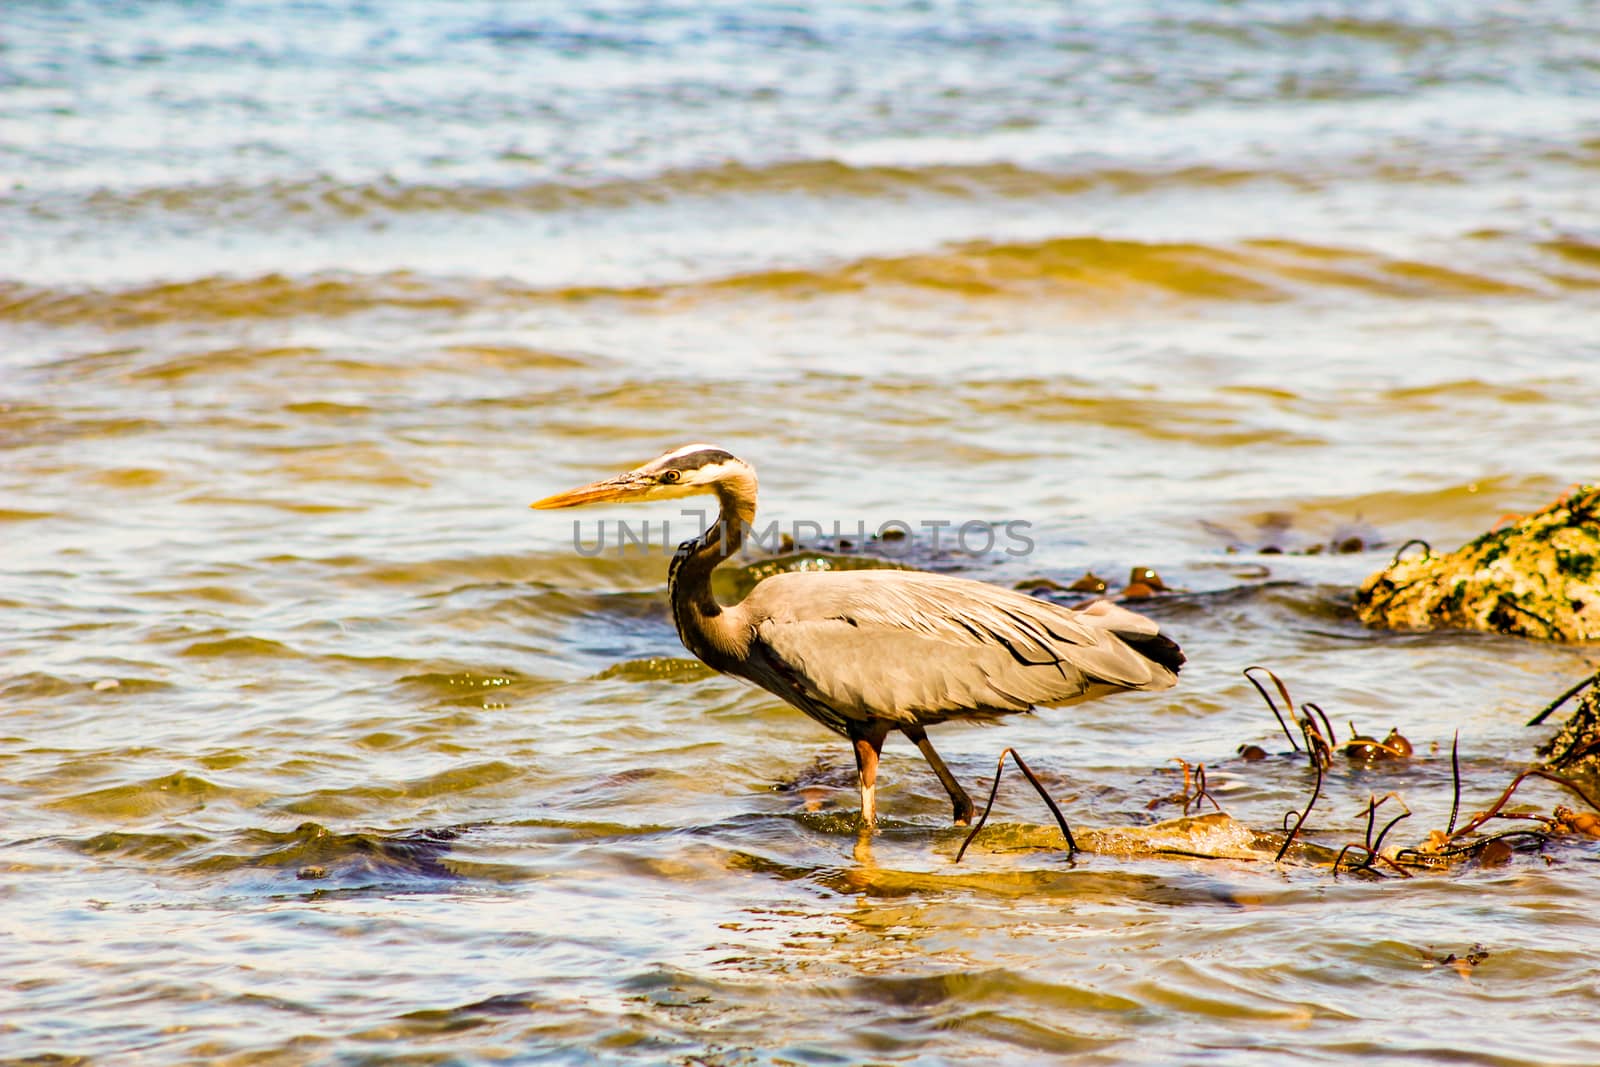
left=1526, top=670, right=1600, bottom=727
left=954, top=748, right=1077, bottom=863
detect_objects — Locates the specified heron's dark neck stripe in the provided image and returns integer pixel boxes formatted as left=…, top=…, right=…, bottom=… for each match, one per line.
left=664, top=448, right=736, bottom=472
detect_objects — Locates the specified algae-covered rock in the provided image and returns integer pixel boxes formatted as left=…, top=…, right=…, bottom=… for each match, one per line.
left=1353, top=486, right=1600, bottom=642
left=1538, top=682, right=1600, bottom=775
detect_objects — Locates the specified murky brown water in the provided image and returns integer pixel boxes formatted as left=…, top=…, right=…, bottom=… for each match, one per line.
left=4, top=2, right=1600, bottom=1063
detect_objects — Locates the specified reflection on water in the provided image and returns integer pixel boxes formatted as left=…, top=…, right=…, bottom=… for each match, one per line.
left=4, top=0, right=1600, bottom=1063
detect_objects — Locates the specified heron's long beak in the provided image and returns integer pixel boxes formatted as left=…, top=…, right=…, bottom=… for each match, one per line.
left=530, top=473, right=647, bottom=510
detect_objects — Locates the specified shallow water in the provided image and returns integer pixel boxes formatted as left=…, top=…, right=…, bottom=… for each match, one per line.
left=4, top=2, right=1600, bottom=1063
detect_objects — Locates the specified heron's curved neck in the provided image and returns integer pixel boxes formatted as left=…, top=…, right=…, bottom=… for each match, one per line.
left=668, top=478, right=756, bottom=669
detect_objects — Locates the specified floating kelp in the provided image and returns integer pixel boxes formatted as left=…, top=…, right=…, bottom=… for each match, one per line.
left=943, top=667, right=1600, bottom=878
left=1392, top=754, right=1600, bottom=873
left=951, top=739, right=1338, bottom=867
left=1242, top=665, right=1414, bottom=771
left=1122, top=566, right=1169, bottom=598
left=1012, top=571, right=1108, bottom=595
left=1014, top=567, right=1172, bottom=601
left=949, top=745, right=1598, bottom=877
left=1353, top=486, right=1600, bottom=641
left=1147, top=758, right=1222, bottom=816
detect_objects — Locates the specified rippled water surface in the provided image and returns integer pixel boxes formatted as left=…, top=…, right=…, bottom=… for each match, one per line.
left=5, top=2, right=1600, bottom=1063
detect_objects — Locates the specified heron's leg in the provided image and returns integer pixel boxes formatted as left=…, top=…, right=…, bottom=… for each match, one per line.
left=849, top=722, right=890, bottom=828
left=902, top=724, right=974, bottom=826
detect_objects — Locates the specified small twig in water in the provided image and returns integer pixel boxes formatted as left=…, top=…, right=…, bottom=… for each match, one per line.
left=954, top=748, right=1077, bottom=864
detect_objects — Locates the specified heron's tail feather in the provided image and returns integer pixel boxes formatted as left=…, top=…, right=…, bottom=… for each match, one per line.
left=1120, top=631, right=1185, bottom=676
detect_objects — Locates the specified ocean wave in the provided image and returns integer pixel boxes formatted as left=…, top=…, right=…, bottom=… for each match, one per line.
left=0, top=272, right=493, bottom=327
left=45, top=769, right=266, bottom=819
left=2, top=233, right=1568, bottom=328
left=28, top=160, right=1336, bottom=224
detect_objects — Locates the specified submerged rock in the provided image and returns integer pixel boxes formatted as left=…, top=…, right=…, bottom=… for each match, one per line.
left=1352, top=486, right=1600, bottom=642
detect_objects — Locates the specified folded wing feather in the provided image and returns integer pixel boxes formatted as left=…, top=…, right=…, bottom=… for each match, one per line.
left=746, top=569, right=1176, bottom=727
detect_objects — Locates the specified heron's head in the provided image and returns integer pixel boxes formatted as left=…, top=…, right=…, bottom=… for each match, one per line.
left=531, top=443, right=756, bottom=510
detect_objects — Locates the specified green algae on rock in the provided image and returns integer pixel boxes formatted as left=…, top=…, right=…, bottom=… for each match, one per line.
left=1353, top=486, right=1600, bottom=642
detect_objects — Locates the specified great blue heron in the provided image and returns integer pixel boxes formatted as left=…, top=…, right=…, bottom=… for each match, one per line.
left=533, top=444, right=1183, bottom=828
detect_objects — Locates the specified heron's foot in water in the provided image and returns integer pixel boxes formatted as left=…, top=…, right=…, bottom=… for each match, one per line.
left=951, top=790, right=975, bottom=827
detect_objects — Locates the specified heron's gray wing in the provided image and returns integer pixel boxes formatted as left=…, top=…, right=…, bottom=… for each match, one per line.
left=745, top=569, right=1178, bottom=728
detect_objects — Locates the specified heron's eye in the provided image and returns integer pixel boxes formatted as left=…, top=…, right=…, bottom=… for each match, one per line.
left=660, top=469, right=682, bottom=484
